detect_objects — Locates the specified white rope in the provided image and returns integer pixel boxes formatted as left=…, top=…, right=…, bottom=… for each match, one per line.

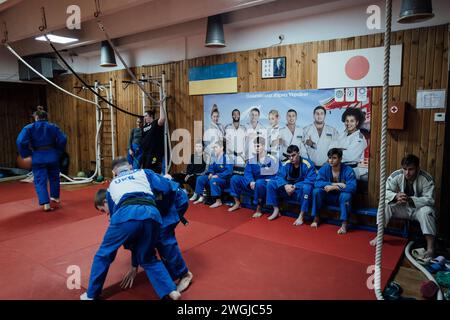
left=4, top=44, right=97, bottom=106
left=374, top=0, right=392, bottom=300
left=60, top=102, right=103, bottom=185
left=96, top=20, right=161, bottom=105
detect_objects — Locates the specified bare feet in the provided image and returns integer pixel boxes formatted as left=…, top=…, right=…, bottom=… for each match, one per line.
left=228, top=203, right=240, bottom=212
left=177, top=271, right=193, bottom=293
left=43, top=203, right=54, bottom=212
left=50, top=197, right=60, bottom=204
left=189, top=193, right=198, bottom=201
left=168, top=290, right=181, bottom=300
left=80, top=292, right=93, bottom=300
left=369, top=237, right=377, bottom=246
left=337, top=222, right=348, bottom=235
left=193, top=196, right=204, bottom=204
left=293, top=212, right=304, bottom=226
left=268, top=207, right=280, bottom=221
left=252, top=212, right=263, bottom=218
left=210, top=200, right=222, bottom=208
left=310, top=217, right=319, bottom=228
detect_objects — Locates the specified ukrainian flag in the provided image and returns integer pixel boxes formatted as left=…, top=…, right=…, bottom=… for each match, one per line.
left=189, top=62, right=237, bottom=95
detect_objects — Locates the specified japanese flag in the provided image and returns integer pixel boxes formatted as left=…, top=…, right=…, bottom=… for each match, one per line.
left=318, top=45, right=402, bottom=89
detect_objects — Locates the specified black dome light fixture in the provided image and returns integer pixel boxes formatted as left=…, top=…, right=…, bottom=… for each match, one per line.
left=397, top=0, right=434, bottom=24
left=205, top=14, right=226, bottom=48
left=100, top=40, right=117, bottom=67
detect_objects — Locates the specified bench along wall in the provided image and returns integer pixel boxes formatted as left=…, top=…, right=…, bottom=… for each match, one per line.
left=44, top=24, right=448, bottom=216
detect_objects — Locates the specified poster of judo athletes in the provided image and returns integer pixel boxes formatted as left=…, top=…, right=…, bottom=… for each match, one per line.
left=203, top=89, right=372, bottom=190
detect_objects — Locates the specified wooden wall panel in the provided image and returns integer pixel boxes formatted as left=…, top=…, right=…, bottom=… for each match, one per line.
left=0, top=82, right=46, bottom=168
left=44, top=24, right=448, bottom=214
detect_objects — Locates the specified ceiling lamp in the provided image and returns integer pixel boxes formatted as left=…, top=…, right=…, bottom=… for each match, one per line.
left=100, top=40, right=117, bottom=67
left=205, top=15, right=226, bottom=48
left=397, top=0, right=434, bottom=24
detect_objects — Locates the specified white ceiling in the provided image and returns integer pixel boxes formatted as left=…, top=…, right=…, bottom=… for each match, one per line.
left=0, top=0, right=371, bottom=56
left=0, top=0, right=23, bottom=13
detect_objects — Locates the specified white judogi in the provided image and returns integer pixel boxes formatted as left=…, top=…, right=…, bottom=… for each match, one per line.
left=329, top=129, right=367, bottom=164
left=280, top=125, right=307, bottom=158
left=302, top=123, right=338, bottom=166
left=245, top=122, right=267, bottom=160
left=225, top=123, right=247, bottom=166
left=383, top=169, right=436, bottom=236
left=267, top=124, right=282, bottom=159
left=204, top=122, right=225, bottom=156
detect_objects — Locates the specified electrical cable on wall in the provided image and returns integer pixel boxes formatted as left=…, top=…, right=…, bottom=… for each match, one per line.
left=42, top=34, right=141, bottom=118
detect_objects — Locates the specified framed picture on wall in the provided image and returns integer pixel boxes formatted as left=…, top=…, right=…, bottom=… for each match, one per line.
left=261, top=56, right=286, bottom=79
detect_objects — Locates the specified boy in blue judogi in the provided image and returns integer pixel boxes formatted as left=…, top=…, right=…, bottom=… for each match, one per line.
left=120, top=175, right=193, bottom=293
left=228, top=137, right=278, bottom=218
left=16, top=107, right=67, bottom=211
left=193, top=140, right=233, bottom=208
left=80, top=158, right=180, bottom=300
left=311, top=148, right=357, bottom=234
left=266, top=145, right=317, bottom=225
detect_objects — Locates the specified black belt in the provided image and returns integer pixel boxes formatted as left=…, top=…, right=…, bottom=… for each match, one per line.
left=118, top=197, right=156, bottom=209
left=34, top=145, right=54, bottom=151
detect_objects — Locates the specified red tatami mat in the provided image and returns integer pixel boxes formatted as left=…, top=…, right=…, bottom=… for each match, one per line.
left=0, top=182, right=36, bottom=204
left=107, top=232, right=392, bottom=300
left=231, top=215, right=406, bottom=270
left=184, top=203, right=255, bottom=230
left=0, top=182, right=406, bottom=300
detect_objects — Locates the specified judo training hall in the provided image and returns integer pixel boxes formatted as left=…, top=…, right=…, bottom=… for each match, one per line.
left=0, top=0, right=450, bottom=306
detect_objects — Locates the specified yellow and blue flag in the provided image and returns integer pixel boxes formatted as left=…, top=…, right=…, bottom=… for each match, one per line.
left=189, top=62, right=237, bottom=95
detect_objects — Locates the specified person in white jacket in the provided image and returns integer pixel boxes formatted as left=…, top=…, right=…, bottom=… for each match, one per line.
left=370, top=154, right=437, bottom=258
left=303, top=106, right=338, bottom=167
left=245, top=108, right=266, bottom=160
left=204, top=105, right=225, bottom=157
left=225, top=109, right=247, bottom=167
left=329, top=107, right=367, bottom=177
left=280, top=109, right=307, bottom=160
left=267, top=109, right=282, bottom=159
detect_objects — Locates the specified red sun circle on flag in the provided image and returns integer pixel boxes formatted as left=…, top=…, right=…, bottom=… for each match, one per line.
left=345, top=56, right=370, bottom=80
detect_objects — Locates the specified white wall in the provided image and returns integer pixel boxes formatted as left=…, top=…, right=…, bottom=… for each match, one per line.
left=84, top=0, right=450, bottom=74
left=0, top=46, right=20, bottom=82
left=0, top=45, right=90, bottom=83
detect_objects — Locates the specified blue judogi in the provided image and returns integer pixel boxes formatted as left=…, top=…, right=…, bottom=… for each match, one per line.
left=311, top=163, right=357, bottom=221
left=127, top=143, right=143, bottom=170
left=266, top=158, right=317, bottom=212
left=86, top=169, right=176, bottom=299
left=149, top=182, right=189, bottom=281
left=229, top=155, right=278, bottom=205
left=195, top=153, right=233, bottom=197
left=16, top=120, right=67, bottom=206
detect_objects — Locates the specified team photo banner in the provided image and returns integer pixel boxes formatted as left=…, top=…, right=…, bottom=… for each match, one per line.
left=203, top=89, right=371, bottom=187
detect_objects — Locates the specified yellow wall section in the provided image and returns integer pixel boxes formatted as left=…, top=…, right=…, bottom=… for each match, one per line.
left=189, top=77, right=238, bottom=95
